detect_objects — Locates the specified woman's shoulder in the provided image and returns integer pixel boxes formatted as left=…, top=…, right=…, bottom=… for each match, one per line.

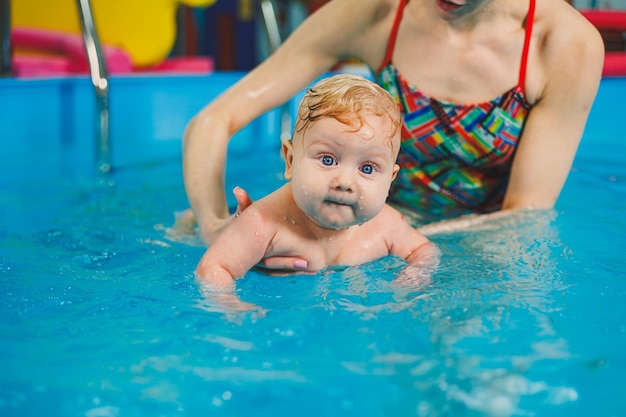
left=287, top=0, right=399, bottom=67
left=535, top=0, right=603, bottom=56
left=526, top=0, right=604, bottom=100
left=331, top=0, right=402, bottom=68
left=310, top=0, right=398, bottom=23
left=318, top=0, right=400, bottom=36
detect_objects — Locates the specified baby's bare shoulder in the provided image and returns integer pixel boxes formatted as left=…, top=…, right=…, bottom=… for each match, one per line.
left=358, top=204, right=413, bottom=235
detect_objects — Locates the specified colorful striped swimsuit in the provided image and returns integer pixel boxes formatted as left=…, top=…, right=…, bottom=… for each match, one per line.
left=376, top=0, right=535, bottom=220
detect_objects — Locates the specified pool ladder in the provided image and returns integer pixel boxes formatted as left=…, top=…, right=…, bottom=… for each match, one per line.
left=259, top=0, right=291, bottom=141
left=1, top=0, right=12, bottom=77
left=76, top=0, right=111, bottom=173
left=0, top=0, right=111, bottom=173
left=1, top=0, right=288, bottom=171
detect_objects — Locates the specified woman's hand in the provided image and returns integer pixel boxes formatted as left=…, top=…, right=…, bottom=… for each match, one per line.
left=192, top=186, right=254, bottom=245
left=233, top=187, right=309, bottom=272
left=190, top=186, right=309, bottom=272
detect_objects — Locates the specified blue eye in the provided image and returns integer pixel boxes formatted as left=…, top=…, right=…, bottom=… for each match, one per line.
left=320, top=155, right=335, bottom=166
left=360, top=164, right=375, bottom=175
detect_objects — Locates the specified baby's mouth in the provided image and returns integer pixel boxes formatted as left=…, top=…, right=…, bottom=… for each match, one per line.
left=323, top=198, right=356, bottom=211
left=324, top=200, right=351, bottom=207
left=436, top=0, right=464, bottom=12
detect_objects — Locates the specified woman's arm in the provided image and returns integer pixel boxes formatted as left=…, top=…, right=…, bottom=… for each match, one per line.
left=182, top=0, right=391, bottom=245
left=502, top=5, right=604, bottom=211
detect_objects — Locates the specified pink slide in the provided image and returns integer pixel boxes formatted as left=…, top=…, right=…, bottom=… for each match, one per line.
left=11, top=27, right=133, bottom=77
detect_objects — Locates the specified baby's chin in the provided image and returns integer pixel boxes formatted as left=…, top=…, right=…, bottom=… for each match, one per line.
left=308, top=214, right=367, bottom=231
left=299, top=202, right=371, bottom=230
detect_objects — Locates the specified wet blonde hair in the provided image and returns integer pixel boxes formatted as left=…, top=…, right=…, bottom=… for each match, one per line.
left=294, top=73, right=401, bottom=150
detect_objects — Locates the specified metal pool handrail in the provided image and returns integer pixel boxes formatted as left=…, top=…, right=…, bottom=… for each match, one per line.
left=76, top=0, right=111, bottom=173
left=1, top=0, right=110, bottom=172
left=259, top=0, right=292, bottom=142
left=0, top=0, right=11, bottom=77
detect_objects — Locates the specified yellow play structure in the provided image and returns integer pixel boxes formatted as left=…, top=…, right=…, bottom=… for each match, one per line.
left=12, top=0, right=217, bottom=68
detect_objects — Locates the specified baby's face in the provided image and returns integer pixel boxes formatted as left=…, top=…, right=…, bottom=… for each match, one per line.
left=284, top=113, right=399, bottom=230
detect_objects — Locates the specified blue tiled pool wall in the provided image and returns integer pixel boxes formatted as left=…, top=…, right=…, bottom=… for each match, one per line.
left=0, top=74, right=624, bottom=179
left=0, top=73, right=285, bottom=179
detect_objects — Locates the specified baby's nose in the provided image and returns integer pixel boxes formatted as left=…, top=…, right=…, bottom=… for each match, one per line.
left=330, top=169, right=355, bottom=192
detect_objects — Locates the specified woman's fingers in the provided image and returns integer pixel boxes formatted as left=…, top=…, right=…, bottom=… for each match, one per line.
left=231, top=188, right=309, bottom=272
left=233, top=186, right=253, bottom=215
left=173, top=208, right=197, bottom=231
left=257, top=256, right=309, bottom=271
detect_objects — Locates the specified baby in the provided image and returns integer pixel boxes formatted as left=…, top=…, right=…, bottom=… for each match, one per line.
left=196, top=74, right=439, bottom=290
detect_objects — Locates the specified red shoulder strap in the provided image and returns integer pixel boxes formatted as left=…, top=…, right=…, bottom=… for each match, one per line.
left=518, top=0, right=536, bottom=94
left=376, top=0, right=407, bottom=75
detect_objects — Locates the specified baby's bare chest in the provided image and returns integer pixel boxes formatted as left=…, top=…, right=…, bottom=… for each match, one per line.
left=267, top=228, right=391, bottom=271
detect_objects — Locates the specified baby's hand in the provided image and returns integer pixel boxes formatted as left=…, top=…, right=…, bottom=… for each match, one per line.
left=393, top=264, right=433, bottom=291
left=196, top=272, right=265, bottom=316
left=198, top=286, right=265, bottom=317
left=393, top=245, right=440, bottom=294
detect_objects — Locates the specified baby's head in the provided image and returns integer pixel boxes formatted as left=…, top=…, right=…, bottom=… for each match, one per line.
left=292, top=73, right=401, bottom=155
left=283, top=74, right=403, bottom=230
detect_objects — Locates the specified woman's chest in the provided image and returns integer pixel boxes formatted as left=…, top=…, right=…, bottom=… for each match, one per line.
left=392, top=20, right=527, bottom=103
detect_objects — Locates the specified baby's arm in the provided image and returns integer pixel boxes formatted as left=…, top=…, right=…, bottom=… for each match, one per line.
left=382, top=206, right=441, bottom=289
left=403, top=239, right=441, bottom=269
left=383, top=206, right=439, bottom=265
left=195, top=206, right=274, bottom=291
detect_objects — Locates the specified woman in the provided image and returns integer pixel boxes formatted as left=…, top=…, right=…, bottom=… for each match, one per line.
left=182, top=0, right=603, bottom=246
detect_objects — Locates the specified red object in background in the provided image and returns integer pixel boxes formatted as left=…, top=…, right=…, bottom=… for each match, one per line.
left=11, top=26, right=214, bottom=77
left=580, top=9, right=626, bottom=77
left=581, top=9, right=626, bottom=30
left=11, top=26, right=133, bottom=76
left=216, top=12, right=237, bottom=70
left=306, top=0, right=330, bottom=13
left=602, top=53, right=626, bottom=77
left=140, top=56, right=214, bottom=73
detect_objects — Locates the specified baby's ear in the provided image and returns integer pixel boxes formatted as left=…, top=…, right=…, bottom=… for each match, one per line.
left=391, top=163, right=399, bottom=181
left=281, top=139, right=294, bottom=180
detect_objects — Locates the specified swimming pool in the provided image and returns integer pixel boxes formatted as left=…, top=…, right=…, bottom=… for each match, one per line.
left=1, top=74, right=625, bottom=417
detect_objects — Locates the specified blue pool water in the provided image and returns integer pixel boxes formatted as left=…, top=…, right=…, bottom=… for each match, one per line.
left=0, top=75, right=625, bottom=417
